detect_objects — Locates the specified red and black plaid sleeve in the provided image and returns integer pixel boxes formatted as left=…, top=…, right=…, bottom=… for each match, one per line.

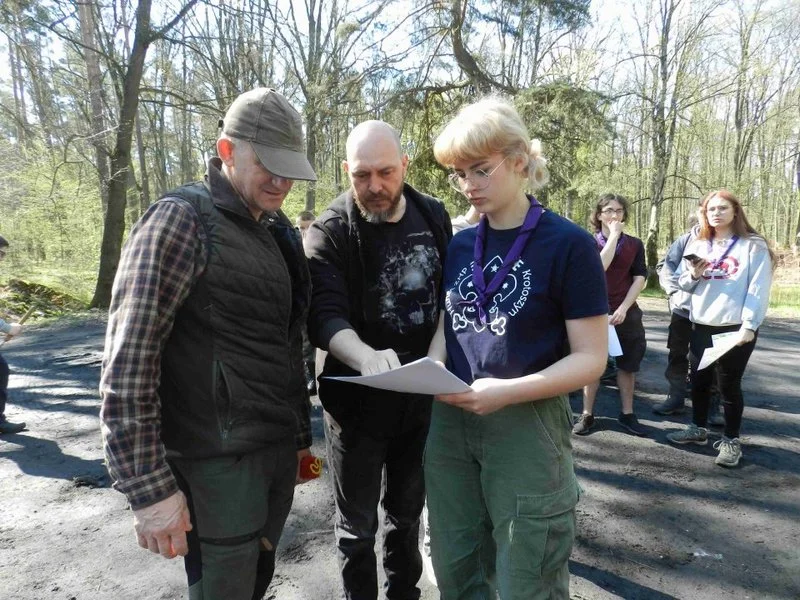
left=99, top=199, right=204, bottom=510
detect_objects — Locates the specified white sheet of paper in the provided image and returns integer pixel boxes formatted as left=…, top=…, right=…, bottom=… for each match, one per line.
left=324, top=357, right=472, bottom=395
left=697, top=332, right=740, bottom=370
left=608, top=324, right=623, bottom=357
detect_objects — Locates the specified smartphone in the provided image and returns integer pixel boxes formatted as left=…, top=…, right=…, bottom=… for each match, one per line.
left=683, top=253, right=703, bottom=264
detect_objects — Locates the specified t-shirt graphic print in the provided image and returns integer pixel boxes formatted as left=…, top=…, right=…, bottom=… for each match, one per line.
left=447, top=255, right=532, bottom=337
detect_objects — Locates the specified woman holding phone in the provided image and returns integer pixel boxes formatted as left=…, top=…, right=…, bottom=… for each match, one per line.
left=425, top=97, right=608, bottom=598
left=666, top=190, right=774, bottom=467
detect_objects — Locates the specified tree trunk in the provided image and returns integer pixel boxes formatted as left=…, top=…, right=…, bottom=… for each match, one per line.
left=135, top=108, right=151, bottom=215
left=7, top=19, right=31, bottom=148
left=90, top=0, right=154, bottom=308
left=77, top=0, right=111, bottom=215
left=305, top=105, right=318, bottom=211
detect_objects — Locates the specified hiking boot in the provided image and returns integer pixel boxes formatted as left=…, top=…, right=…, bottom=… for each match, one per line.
left=653, top=394, right=686, bottom=415
left=707, top=394, right=724, bottom=427
left=0, top=419, right=26, bottom=434
left=572, top=413, right=595, bottom=435
left=618, top=413, right=647, bottom=437
left=667, top=423, right=708, bottom=446
left=713, top=437, right=741, bottom=467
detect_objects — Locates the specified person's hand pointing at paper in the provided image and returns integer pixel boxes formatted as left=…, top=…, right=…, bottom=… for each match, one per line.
left=360, top=348, right=402, bottom=375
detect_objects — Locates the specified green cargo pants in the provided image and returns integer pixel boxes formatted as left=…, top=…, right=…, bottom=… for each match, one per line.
left=170, top=439, right=296, bottom=600
left=424, top=395, right=578, bottom=600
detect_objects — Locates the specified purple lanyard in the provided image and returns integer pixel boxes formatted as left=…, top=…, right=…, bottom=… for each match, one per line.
left=707, top=235, right=739, bottom=269
left=462, top=198, right=544, bottom=324
left=595, top=231, right=625, bottom=255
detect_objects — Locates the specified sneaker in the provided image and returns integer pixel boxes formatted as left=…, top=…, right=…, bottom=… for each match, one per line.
left=653, top=394, right=686, bottom=415
left=572, top=413, right=595, bottom=435
left=713, top=437, right=742, bottom=467
left=618, top=413, right=647, bottom=436
left=0, top=419, right=26, bottom=434
left=667, top=423, right=708, bottom=446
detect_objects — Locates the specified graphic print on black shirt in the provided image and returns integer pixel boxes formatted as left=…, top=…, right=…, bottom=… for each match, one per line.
left=359, top=199, right=442, bottom=360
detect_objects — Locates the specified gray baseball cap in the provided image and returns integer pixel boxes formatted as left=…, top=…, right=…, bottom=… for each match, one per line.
left=221, top=88, right=317, bottom=181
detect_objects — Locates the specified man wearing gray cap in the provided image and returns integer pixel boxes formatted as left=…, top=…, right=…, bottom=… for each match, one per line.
left=100, top=88, right=316, bottom=599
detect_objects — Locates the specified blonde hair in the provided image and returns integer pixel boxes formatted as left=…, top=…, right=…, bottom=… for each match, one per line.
left=433, top=96, right=549, bottom=191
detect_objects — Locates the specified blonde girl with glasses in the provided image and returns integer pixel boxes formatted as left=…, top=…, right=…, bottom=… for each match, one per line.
left=424, top=96, right=609, bottom=599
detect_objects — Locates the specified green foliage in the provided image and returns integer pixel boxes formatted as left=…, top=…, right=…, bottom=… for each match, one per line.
left=0, top=138, right=103, bottom=275
left=770, top=284, right=800, bottom=310
left=1, top=0, right=799, bottom=305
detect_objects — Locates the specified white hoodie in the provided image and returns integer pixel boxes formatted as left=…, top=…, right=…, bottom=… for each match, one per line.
left=677, top=235, right=772, bottom=330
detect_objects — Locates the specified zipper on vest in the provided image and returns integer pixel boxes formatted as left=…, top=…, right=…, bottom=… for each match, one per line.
left=213, top=360, right=233, bottom=441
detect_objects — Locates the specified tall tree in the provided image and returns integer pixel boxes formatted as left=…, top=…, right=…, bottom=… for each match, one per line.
left=77, top=0, right=111, bottom=214
left=631, top=0, right=720, bottom=286
left=90, top=0, right=199, bottom=308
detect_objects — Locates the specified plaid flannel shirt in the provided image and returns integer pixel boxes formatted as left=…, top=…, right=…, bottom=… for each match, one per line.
left=100, top=191, right=311, bottom=510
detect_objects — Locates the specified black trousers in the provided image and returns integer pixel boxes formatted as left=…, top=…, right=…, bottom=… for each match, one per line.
left=325, top=412, right=427, bottom=600
left=690, top=323, right=757, bottom=439
left=665, top=312, right=692, bottom=396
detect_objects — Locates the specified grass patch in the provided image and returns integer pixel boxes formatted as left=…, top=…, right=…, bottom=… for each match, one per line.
left=640, top=287, right=666, bottom=300
left=1, top=263, right=96, bottom=305
left=769, top=284, right=800, bottom=309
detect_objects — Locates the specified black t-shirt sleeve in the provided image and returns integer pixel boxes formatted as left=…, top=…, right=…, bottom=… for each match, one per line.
left=304, top=215, right=354, bottom=350
left=561, top=230, right=610, bottom=320
left=631, top=239, right=647, bottom=278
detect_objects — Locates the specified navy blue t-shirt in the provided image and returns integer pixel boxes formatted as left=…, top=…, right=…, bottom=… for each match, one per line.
left=443, top=210, right=608, bottom=384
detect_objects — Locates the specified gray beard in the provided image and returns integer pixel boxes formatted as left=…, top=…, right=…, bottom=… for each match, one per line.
left=354, top=191, right=402, bottom=224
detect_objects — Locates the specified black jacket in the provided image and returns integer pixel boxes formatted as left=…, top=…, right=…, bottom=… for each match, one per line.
left=305, top=183, right=452, bottom=434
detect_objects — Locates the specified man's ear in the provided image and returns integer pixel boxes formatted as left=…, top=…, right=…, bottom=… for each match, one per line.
left=342, top=159, right=350, bottom=175
left=217, top=138, right=235, bottom=166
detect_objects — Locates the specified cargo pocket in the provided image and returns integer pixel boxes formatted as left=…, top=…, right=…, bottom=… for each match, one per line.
left=509, top=485, right=578, bottom=579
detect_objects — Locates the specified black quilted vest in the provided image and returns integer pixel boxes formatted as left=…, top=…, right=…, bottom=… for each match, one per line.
left=158, top=175, right=309, bottom=458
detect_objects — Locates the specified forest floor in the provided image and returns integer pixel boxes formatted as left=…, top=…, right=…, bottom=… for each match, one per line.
left=0, top=297, right=799, bottom=600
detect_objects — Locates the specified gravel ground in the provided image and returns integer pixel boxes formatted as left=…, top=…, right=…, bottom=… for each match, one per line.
left=1, top=298, right=798, bottom=599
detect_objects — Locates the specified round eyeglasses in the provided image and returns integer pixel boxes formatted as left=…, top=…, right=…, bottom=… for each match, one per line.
left=448, top=157, right=508, bottom=194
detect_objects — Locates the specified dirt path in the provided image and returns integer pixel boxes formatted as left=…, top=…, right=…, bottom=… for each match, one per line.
left=1, top=299, right=798, bottom=600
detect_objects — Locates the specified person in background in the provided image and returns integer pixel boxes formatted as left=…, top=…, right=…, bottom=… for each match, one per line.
left=450, top=205, right=480, bottom=233
left=296, top=210, right=315, bottom=239
left=296, top=210, right=318, bottom=395
left=305, top=120, right=451, bottom=600
left=573, top=194, right=648, bottom=437
left=0, top=235, right=27, bottom=435
left=667, top=189, right=774, bottom=467
left=654, top=215, right=724, bottom=425
left=100, top=88, right=316, bottom=599
left=427, top=96, right=608, bottom=599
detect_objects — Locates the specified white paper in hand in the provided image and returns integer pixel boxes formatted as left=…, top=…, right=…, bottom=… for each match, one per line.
left=697, top=332, right=740, bottom=370
left=324, top=357, right=472, bottom=395
left=608, top=324, right=623, bottom=357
